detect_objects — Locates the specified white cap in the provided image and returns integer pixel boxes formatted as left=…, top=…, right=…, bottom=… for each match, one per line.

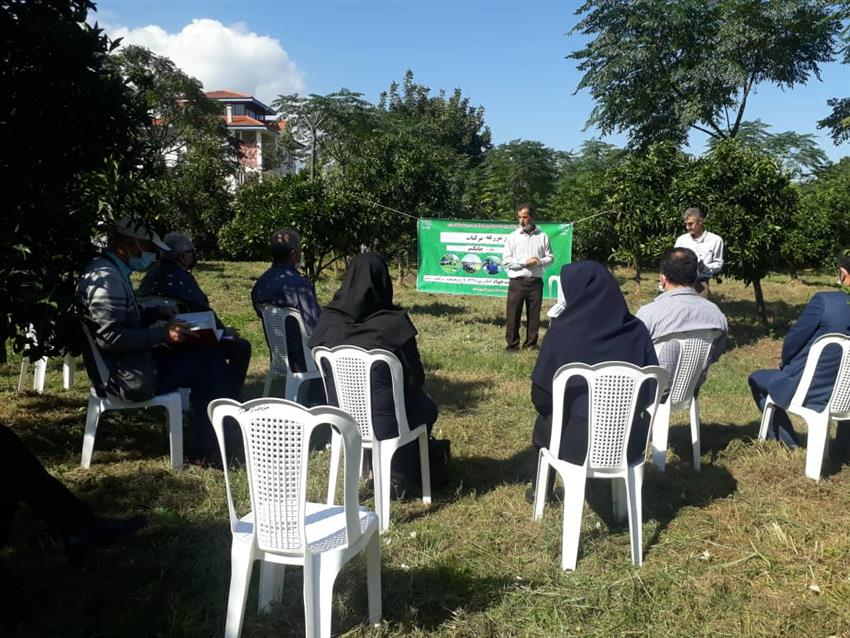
left=114, top=216, right=169, bottom=251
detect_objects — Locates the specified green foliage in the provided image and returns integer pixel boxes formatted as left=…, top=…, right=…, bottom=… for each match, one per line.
left=380, top=70, right=492, bottom=165
left=600, top=143, right=692, bottom=279
left=273, top=90, right=374, bottom=179
left=1, top=0, right=150, bottom=356
left=708, top=119, right=829, bottom=179
left=571, top=0, right=844, bottom=148
left=463, top=140, right=558, bottom=218
left=334, top=115, right=463, bottom=264
left=784, top=157, right=850, bottom=273
left=108, top=45, right=238, bottom=254
left=219, top=174, right=365, bottom=280
left=550, top=141, right=625, bottom=262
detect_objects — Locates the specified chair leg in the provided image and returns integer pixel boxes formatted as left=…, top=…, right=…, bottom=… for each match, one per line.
left=532, top=450, right=551, bottom=521
left=804, top=415, right=830, bottom=481
left=612, top=478, right=628, bottom=522
left=166, top=401, right=184, bottom=470
left=366, top=532, right=382, bottom=626
left=33, top=357, right=47, bottom=394
left=560, top=466, right=587, bottom=571
left=303, top=555, right=338, bottom=638
left=262, top=370, right=274, bottom=397
left=81, top=396, right=102, bottom=469
left=418, top=431, right=432, bottom=505
left=257, top=560, right=285, bottom=614
left=758, top=399, right=775, bottom=440
left=63, top=353, right=75, bottom=390
left=625, top=466, right=645, bottom=567
left=690, top=398, right=702, bottom=471
left=375, top=446, right=392, bottom=534
left=17, top=357, right=30, bottom=394
left=283, top=376, right=297, bottom=402
left=224, top=543, right=254, bottom=638
left=651, top=401, right=672, bottom=471
left=326, top=430, right=342, bottom=504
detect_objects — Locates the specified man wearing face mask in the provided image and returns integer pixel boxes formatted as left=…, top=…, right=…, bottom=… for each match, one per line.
left=77, top=217, right=239, bottom=466
left=501, top=203, right=554, bottom=352
left=138, top=232, right=251, bottom=391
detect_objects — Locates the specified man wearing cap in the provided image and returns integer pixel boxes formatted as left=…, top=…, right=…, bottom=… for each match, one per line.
left=77, top=217, right=239, bottom=466
left=139, top=232, right=252, bottom=390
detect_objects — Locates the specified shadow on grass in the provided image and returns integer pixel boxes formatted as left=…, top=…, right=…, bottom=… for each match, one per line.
left=452, top=446, right=538, bottom=496
left=427, top=374, right=489, bottom=412
left=714, top=296, right=806, bottom=351
left=671, top=419, right=762, bottom=466
left=409, top=301, right=467, bottom=318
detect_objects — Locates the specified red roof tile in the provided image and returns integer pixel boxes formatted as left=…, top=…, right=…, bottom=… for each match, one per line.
left=205, top=89, right=251, bottom=99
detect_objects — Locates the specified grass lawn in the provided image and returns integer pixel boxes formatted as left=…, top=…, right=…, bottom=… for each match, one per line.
left=2, top=262, right=849, bottom=637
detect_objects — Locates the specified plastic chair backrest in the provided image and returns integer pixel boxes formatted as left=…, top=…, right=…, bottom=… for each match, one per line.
left=312, top=345, right=411, bottom=443
left=653, top=329, right=723, bottom=409
left=208, top=398, right=363, bottom=555
left=791, top=333, right=850, bottom=416
left=258, top=304, right=317, bottom=376
left=550, top=362, right=668, bottom=470
left=79, top=323, right=110, bottom=398
left=548, top=275, right=560, bottom=299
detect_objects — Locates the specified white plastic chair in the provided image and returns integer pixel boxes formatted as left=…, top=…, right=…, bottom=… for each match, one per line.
left=78, top=324, right=183, bottom=470
left=548, top=274, right=560, bottom=299
left=650, top=329, right=723, bottom=471
left=208, top=398, right=381, bottom=638
left=258, top=304, right=322, bottom=402
left=16, top=323, right=76, bottom=394
left=532, top=361, right=668, bottom=570
left=312, top=345, right=431, bottom=533
left=17, top=352, right=76, bottom=394
left=758, top=333, right=850, bottom=481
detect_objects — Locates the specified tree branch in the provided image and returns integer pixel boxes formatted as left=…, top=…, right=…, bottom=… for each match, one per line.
left=730, top=71, right=757, bottom=137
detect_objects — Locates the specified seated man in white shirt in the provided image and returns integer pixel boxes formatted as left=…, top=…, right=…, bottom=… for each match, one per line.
left=636, top=247, right=728, bottom=382
left=674, top=207, right=724, bottom=297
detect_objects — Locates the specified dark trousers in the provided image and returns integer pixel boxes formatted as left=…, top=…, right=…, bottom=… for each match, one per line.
left=220, top=337, right=252, bottom=396
left=0, top=426, right=93, bottom=547
left=749, top=369, right=850, bottom=453
left=506, top=277, right=543, bottom=349
left=154, top=349, right=240, bottom=461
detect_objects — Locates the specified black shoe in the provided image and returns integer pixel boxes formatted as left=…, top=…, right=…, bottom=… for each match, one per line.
left=65, top=515, right=147, bottom=558
left=523, top=344, right=539, bottom=351
left=505, top=345, right=520, bottom=353
left=189, top=455, right=225, bottom=470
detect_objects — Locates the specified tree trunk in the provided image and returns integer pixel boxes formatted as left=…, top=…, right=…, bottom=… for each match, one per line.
left=632, top=259, right=642, bottom=294
left=753, top=278, right=768, bottom=324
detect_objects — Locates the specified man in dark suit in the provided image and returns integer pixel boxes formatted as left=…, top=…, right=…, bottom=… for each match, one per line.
left=749, top=256, right=850, bottom=455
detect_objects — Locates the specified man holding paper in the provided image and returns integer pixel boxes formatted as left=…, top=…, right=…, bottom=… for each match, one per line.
left=77, top=218, right=239, bottom=467
left=139, top=232, right=251, bottom=390
left=502, top=204, right=554, bottom=351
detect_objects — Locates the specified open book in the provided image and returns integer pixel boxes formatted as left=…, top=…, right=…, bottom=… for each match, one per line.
left=175, top=311, right=223, bottom=346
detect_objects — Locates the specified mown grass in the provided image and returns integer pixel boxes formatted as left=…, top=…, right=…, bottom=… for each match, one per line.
left=2, top=263, right=849, bottom=637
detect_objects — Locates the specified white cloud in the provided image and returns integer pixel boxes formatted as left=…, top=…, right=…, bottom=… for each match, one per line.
left=107, top=19, right=305, bottom=105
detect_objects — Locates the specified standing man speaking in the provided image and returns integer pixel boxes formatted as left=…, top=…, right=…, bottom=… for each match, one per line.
left=502, top=203, right=554, bottom=351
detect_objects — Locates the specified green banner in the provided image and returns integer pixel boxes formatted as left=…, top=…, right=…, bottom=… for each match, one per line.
left=416, top=219, right=573, bottom=299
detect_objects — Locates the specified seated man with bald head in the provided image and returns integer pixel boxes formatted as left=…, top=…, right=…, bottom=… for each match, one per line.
left=138, top=232, right=252, bottom=391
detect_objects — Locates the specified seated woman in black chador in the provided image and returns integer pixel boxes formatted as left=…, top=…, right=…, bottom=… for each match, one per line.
left=309, top=253, right=438, bottom=483
left=530, top=261, right=658, bottom=497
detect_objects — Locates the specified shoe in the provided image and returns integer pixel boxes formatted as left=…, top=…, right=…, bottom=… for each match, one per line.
left=523, top=344, right=539, bottom=351
left=65, top=515, right=147, bottom=558
left=505, top=346, right=520, bottom=353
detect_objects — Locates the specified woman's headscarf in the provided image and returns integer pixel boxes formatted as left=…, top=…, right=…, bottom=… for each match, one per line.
left=531, top=261, right=657, bottom=388
left=308, top=253, right=417, bottom=350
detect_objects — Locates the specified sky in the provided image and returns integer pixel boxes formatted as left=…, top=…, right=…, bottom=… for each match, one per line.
left=94, top=0, right=849, bottom=161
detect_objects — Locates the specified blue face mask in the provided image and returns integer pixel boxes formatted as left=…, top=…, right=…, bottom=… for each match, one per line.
left=128, top=250, right=157, bottom=272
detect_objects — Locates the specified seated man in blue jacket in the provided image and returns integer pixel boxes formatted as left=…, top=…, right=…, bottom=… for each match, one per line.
left=138, top=232, right=252, bottom=391
left=749, top=255, right=850, bottom=457
left=77, top=218, right=239, bottom=466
